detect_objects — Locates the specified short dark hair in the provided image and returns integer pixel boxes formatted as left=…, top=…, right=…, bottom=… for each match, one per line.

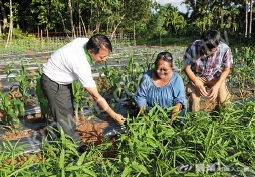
left=86, top=34, right=112, bottom=54
left=200, top=30, right=220, bottom=50
left=155, top=51, right=173, bottom=67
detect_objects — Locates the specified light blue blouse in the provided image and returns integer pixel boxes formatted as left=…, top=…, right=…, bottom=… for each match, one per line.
left=134, top=70, right=187, bottom=112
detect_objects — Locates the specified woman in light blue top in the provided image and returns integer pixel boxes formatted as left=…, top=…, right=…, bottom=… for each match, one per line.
left=134, top=51, right=186, bottom=119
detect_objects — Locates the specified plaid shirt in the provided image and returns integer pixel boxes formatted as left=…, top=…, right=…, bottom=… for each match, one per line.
left=183, top=40, right=233, bottom=81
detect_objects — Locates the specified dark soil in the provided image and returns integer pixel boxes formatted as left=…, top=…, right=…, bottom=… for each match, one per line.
left=1, top=113, right=114, bottom=145
left=2, top=128, right=36, bottom=140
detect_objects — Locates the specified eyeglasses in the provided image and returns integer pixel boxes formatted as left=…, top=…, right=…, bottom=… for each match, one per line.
left=157, top=52, right=173, bottom=62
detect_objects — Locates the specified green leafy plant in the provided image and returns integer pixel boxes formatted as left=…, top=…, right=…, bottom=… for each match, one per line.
left=3, top=61, right=15, bottom=81
left=15, top=60, right=31, bottom=104
left=0, top=91, right=25, bottom=132
left=72, top=81, right=87, bottom=121
left=38, top=129, right=96, bottom=176
left=0, top=140, right=38, bottom=176
left=35, top=77, right=51, bottom=120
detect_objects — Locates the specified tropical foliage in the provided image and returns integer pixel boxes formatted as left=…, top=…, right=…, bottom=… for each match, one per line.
left=0, top=0, right=254, bottom=40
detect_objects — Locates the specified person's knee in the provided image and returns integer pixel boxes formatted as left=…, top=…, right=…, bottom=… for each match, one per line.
left=190, top=93, right=200, bottom=103
left=187, top=93, right=200, bottom=112
left=218, top=85, right=231, bottom=103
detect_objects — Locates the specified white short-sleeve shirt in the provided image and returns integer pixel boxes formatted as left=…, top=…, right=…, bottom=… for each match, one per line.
left=42, top=38, right=96, bottom=88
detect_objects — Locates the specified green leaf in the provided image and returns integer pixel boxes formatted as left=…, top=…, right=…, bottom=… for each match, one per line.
left=81, top=167, right=97, bottom=177
left=131, top=161, right=149, bottom=174
left=76, top=152, right=86, bottom=166
left=59, top=148, right=65, bottom=169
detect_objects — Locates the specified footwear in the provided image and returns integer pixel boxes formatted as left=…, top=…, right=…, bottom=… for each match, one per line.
left=77, top=142, right=88, bottom=153
left=77, top=144, right=87, bottom=153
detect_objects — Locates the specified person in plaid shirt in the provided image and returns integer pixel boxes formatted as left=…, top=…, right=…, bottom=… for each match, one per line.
left=183, top=29, right=233, bottom=112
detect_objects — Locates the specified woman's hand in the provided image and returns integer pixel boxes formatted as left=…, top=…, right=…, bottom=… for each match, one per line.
left=139, top=106, right=146, bottom=115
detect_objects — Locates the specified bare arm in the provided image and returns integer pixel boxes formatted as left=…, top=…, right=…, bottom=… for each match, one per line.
left=86, top=87, right=126, bottom=125
left=138, top=106, right=146, bottom=114
left=172, top=103, right=182, bottom=115
left=169, top=103, right=183, bottom=125
left=215, top=67, right=230, bottom=86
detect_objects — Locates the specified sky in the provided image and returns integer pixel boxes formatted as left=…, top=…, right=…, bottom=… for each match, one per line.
left=156, top=0, right=187, bottom=13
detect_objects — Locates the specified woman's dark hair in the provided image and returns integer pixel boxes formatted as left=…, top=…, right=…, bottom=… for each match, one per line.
left=154, top=51, right=173, bottom=67
left=200, top=30, right=220, bottom=50
left=86, top=34, right=112, bottom=54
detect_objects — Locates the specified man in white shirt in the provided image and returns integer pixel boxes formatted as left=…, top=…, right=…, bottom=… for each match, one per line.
left=41, top=34, right=126, bottom=147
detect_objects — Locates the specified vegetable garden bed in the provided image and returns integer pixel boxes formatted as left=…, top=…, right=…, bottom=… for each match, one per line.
left=0, top=45, right=255, bottom=176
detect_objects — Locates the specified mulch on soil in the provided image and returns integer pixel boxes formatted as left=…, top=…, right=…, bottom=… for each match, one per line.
left=1, top=113, right=117, bottom=146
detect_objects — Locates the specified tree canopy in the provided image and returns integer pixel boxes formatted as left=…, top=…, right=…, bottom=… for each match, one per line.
left=0, top=0, right=254, bottom=40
